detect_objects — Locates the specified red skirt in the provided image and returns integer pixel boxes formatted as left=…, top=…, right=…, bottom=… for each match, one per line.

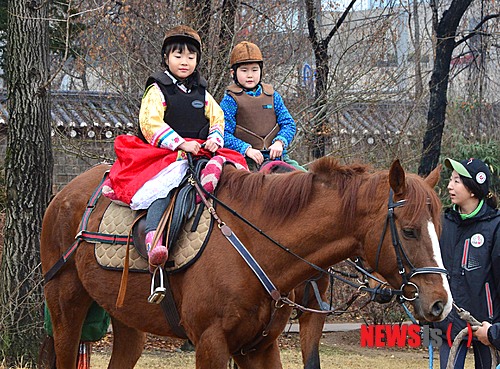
left=108, top=135, right=248, bottom=205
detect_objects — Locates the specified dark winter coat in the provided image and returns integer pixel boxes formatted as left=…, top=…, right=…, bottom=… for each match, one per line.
left=434, top=203, right=500, bottom=340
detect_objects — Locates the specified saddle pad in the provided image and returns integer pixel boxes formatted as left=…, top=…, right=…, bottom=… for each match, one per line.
left=94, top=202, right=212, bottom=273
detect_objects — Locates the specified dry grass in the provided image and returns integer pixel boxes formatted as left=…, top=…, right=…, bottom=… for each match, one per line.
left=87, top=330, right=476, bottom=369
left=90, top=345, right=471, bottom=369
left=0, top=330, right=477, bottom=368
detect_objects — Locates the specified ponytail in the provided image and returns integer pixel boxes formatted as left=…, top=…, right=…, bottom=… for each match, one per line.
left=485, top=191, right=498, bottom=209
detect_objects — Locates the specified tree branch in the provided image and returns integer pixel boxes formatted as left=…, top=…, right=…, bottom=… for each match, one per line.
left=455, top=13, right=500, bottom=47
left=324, top=0, right=358, bottom=45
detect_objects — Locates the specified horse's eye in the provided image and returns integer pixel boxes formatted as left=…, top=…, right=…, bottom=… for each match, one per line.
left=402, top=228, right=418, bottom=239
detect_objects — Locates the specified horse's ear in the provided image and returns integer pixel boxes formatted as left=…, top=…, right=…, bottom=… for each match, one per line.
left=424, top=164, right=441, bottom=188
left=389, top=159, right=406, bottom=196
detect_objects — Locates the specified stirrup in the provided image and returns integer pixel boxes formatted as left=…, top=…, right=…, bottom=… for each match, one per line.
left=148, top=266, right=167, bottom=304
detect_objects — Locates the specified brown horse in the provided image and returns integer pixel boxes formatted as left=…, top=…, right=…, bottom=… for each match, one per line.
left=41, top=157, right=452, bottom=369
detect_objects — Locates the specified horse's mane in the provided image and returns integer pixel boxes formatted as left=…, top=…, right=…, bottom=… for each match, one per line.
left=219, top=158, right=441, bottom=231
left=309, top=157, right=370, bottom=225
left=219, top=157, right=369, bottom=225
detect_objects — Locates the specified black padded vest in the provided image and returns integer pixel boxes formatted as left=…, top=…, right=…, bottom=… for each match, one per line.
left=137, top=71, right=209, bottom=143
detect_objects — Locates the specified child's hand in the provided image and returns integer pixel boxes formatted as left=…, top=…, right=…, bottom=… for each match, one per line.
left=246, top=148, right=264, bottom=165
left=178, top=141, right=201, bottom=154
left=203, top=140, right=219, bottom=153
left=268, top=141, right=284, bottom=159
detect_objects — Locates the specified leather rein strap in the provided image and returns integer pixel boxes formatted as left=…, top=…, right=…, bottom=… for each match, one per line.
left=190, top=174, right=282, bottom=301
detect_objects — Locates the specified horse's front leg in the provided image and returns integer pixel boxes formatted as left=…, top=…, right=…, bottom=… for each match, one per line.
left=298, top=312, right=326, bottom=369
left=108, top=316, right=146, bottom=369
left=194, top=325, right=231, bottom=369
left=232, top=340, right=283, bottom=369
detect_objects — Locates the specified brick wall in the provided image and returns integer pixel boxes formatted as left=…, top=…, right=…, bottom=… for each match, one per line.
left=53, top=141, right=116, bottom=191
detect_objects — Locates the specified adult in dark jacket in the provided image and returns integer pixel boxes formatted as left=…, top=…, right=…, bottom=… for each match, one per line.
left=435, top=157, right=499, bottom=369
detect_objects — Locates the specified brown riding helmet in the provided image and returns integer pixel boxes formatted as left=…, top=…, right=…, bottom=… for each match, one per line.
left=230, top=41, right=263, bottom=68
left=162, top=25, right=202, bottom=53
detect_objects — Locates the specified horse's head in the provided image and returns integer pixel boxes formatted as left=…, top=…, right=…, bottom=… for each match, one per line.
left=218, top=158, right=451, bottom=322
left=361, top=160, right=452, bottom=322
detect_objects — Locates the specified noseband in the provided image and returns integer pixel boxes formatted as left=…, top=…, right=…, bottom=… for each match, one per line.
left=372, top=189, right=448, bottom=301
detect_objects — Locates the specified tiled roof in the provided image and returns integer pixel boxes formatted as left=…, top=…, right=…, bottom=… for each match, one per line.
left=0, top=90, right=497, bottom=141
left=330, top=102, right=426, bottom=136
left=0, top=90, right=140, bottom=139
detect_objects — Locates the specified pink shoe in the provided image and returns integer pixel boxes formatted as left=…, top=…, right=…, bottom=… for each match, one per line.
left=145, top=231, right=168, bottom=268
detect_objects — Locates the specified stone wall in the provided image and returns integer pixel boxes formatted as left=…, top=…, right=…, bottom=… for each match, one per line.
left=52, top=141, right=116, bottom=191
left=0, top=134, right=116, bottom=193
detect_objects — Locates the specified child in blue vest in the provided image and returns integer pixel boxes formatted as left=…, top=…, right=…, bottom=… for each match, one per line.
left=220, top=41, right=305, bottom=171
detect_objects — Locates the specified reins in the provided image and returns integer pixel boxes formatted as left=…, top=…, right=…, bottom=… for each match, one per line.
left=190, top=168, right=389, bottom=312
left=188, top=158, right=446, bottom=310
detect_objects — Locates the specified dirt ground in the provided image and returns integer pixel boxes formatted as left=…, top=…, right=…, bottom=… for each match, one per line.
left=91, top=328, right=477, bottom=369
left=93, top=325, right=428, bottom=357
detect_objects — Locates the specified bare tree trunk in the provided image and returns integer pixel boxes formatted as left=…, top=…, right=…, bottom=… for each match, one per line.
left=305, top=0, right=357, bottom=159
left=412, top=0, right=423, bottom=99
left=210, top=0, right=240, bottom=101
left=185, top=0, right=212, bottom=76
left=418, top=0, right=473, bottom=176
left=0, top=0, right=53, bottom=364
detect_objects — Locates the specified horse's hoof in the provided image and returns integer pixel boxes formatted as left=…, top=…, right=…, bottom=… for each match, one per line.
left=148, top=246, right=168, bottom=266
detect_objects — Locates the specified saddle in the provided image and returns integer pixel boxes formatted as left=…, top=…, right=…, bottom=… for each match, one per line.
left=93, top=157, right=212, bottom=273
left=94, top=202, right=213, bottom=273
left=131, top=157, right=210, bottom=262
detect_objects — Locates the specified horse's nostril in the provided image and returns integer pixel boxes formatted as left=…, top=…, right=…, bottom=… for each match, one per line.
left=431, top=301, right=444, bottom=317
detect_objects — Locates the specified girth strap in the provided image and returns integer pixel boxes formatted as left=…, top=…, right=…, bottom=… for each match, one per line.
left=159, top=272, right=188, bottom=339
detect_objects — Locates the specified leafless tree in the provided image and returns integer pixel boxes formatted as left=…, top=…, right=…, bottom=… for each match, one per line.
left=0, top=0, right=53, bottom=364
left=419, top=0, right=499, bottom=175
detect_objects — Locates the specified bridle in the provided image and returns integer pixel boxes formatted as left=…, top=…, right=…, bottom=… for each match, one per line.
left=370, top=189, right=448, bottom=301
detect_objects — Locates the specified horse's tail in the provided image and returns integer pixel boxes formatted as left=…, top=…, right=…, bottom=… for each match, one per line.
left=38, top=335, right=56, bottom=369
